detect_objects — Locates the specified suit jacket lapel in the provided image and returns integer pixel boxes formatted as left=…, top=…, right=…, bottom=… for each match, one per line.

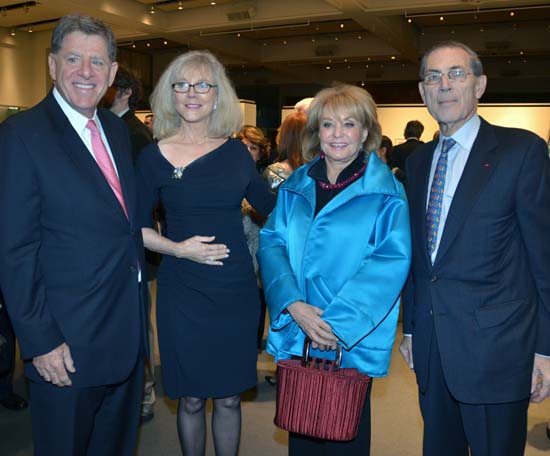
left=409, top=142, right=436, bottom=270
left=45, top=93, right=130, bottom=223
left=434, top=119, right=499, bottom=266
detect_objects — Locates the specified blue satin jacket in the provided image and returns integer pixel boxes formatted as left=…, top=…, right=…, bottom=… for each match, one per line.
left=258, top=152, right=411, bottom=376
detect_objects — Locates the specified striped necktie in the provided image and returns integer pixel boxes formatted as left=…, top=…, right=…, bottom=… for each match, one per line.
left=426, top=138, right=456, bottom=256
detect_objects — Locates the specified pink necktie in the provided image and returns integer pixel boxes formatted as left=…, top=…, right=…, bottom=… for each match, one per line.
left=86, top=119, right=128, bottom=219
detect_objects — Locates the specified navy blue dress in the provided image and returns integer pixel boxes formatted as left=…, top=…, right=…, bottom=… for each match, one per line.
left=136, top=139, right=275, bottom=398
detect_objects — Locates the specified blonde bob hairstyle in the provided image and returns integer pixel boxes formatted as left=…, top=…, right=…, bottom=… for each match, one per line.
left=303, top=84, right=382, bottom=162
left=151, top=50, right=242, bottom=140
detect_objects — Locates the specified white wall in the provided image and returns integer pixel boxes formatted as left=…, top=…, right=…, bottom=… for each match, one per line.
left=378, top=104, right=550, bottom=144
left=282, top=103, right=550, bottom=144
left=0, top=30, right=51, bottom=108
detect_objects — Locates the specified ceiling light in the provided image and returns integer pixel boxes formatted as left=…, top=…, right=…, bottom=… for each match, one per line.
left=283, top=40, right=287, bottom=44
left=407, top=18, right=412, bottom=23
left=178, top=2, right=183, bottom=9
left=163, top=40, right=168, bottom=45
left=439, top=16, right=444, bottom=21
left=10, top=29, right=16, bottom=36
left=391, top=56, right=396, bottom=60
left=510, top=11, right=515, bottom=17
left=325, top=66, right=331, bottom=70
left=149, top=5, right=155, bottom=14
left=28, top=28, right=33, bottom=33
left=361, top=81, right=365, bottom=87
left=340, top=23, right=344, bottom=28
left=210, top=1, right=217, bottom=5
left=146, top=42, right=151, bottom=47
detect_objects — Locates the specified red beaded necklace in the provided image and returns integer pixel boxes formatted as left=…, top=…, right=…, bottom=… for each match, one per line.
left=317, top=151, right=369, bottom=190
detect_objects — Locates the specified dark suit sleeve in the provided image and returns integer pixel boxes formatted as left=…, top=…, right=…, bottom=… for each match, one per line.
left=514, top=135, right=550, bottom=355
left=0, top=122, right=64, bottom=359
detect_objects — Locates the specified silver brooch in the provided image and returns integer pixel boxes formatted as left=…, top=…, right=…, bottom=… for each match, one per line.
left=172, top=167, right=185, bottom=179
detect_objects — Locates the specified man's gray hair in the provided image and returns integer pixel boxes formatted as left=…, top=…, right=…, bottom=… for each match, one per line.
left=419, top=41, right=483, bottom=80
left=51, top=14, right=117, bottom=62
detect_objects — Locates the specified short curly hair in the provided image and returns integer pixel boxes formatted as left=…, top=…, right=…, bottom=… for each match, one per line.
left=302, top=84, right=381, bottom=162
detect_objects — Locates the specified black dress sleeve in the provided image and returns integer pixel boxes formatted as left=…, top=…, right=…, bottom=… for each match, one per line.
left=240, top=142, right=276, bottom=217
left=135, top=143, right=161, bottom=229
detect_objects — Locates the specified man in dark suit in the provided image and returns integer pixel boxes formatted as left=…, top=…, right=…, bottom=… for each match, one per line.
left=0, top=14, right=146, bottom=455
left=103, top=66, right=154, bottom=162
left=399, top=41, right=550, bottom=456
left=389, top=120, right=424, bottom=182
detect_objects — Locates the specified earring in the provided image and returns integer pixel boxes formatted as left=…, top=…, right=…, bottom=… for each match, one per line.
left=213, top=103, right=218, bottom=110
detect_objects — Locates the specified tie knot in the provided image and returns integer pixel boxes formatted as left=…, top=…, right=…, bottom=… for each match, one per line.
left=86, top=119, right=99, bottom=135
left=441, top=138, right=456, bottom=154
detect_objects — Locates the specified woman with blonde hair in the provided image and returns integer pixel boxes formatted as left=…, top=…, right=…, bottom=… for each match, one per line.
left=136, top=50, right=274, bottom=455
left=259, top=84, right=411, bottom=455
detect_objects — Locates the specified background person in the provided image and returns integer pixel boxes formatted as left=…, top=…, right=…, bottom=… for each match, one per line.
left=135, top=50, right=275, bottom=456
left=0, top=291, right=28, bottom=411
left=390, top=120, right=424, bottom=182
left=399, top=40, right=550, bottom=456
left=237, top=125, right=272, bottom=352
left=0, top=14, right=146, bottom=455
left=237, top=124, right=272, bottom=175
left=263, top=110, right=307, bottom=193
left=102, top=65, right=158, bottom=424
left=258, top=84, right=411, bottom=455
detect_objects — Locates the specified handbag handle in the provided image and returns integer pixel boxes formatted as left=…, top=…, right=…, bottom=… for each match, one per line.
left=301, top=337, right=342, bottom=370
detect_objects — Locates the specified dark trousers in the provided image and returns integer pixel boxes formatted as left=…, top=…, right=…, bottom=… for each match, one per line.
left=288, top=380, right=373, bottom=455
left=419, top=334, right=529, bottom=456
left=29, top=359, right=144, bottom=456
left=0, top=302, right=15, bottom=397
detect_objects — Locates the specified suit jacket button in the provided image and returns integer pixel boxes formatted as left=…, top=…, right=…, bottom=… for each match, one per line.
left=430, top=275, right=438, bottom=282
left=429, top=309, right=433, bottom=316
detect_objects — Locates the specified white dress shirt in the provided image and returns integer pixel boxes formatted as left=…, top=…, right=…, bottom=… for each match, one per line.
left=52, top=88, right=119, bottom=176
left=427, top=114, right=481, bottom=264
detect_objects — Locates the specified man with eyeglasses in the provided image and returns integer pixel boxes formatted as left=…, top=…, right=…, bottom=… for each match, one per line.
left=399, top=40, right=550, bottom=456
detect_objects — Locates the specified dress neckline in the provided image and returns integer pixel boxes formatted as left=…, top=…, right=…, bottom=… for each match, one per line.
left=156, top=138, right=229, bottom=171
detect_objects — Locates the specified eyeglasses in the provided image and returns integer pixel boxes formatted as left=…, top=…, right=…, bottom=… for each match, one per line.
left=171, top=81, right=217, bottom=93
left=421, top=69, right=471, bottom=85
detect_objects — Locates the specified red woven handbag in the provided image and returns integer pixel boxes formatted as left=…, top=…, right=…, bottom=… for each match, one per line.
left=274, top=338, right=371, bottom=441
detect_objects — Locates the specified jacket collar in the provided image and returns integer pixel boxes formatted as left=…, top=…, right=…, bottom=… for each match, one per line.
left=283, top=150, right=402, bottom=210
